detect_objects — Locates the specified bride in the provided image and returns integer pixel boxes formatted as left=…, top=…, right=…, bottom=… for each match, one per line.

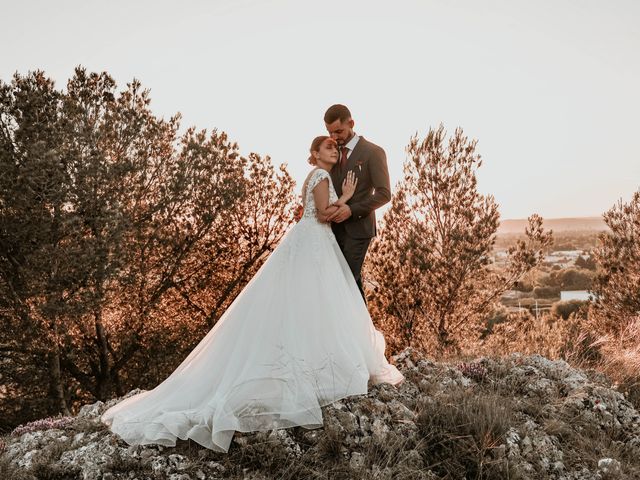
left=101, top=135, right=404, bottom=452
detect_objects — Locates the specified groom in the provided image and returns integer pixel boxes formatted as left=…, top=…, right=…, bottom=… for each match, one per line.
left=322, top=104, right=391, bottom=302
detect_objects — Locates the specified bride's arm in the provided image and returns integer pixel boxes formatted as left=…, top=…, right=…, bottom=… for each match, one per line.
left=313, top=173, right=357, bottom=222
left=317, top=205, right=339, bottom=223
left=312, top=179, right=339, bottom=219
left=318, top=198, right=347, bottom=222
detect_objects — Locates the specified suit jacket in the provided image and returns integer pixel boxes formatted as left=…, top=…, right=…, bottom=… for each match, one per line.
left=330, top=136, right=391, bottom=239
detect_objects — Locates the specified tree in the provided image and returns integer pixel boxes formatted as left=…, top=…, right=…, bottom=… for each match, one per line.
left=559, top=268, right=593, bottom=290
left=575, top=254, right=596, bottom=271
left=0, top=70, right=77, bottom=422
left=538, top=268, right=593, bottom=291
left=367, top=125, right=552, bottom=353
left=585, top=192, right=640, bottom=404
left=169, top=154, right=296, bottom=332
left=0, top=68, right=296, bottom=426
left=590, top=190, right=640, bottom=331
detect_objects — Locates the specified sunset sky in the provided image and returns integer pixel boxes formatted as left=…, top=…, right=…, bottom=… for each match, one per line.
left=2, top=0, right=639, bottom=219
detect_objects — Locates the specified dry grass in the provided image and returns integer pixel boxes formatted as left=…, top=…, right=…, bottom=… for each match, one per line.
left=438, top=315, right=640, bottom=479
left=25, top=436, right=79, bottom=480
left=476, top=312, right=640, bottom=412
left=0, top=454, right=33, bottom=480
left=591, top=318, right=640, bottom=409
left=477, top=312, right=585, bottom=360
left=415, top=386, right=521, bottom=479
left=548, top=406, right=640, bottom=478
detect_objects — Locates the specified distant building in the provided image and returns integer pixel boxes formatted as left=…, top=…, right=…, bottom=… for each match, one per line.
left=560, top=290, right=592, bottom=301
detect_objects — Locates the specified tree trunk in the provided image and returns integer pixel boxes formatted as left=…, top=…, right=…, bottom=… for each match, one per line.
left=48, top=352, right=70, bottom=415
left=94, top=309, right=111, bottom=400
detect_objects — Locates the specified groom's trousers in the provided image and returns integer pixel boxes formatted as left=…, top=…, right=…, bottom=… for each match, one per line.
left=332, top=222, right=372, bottom=304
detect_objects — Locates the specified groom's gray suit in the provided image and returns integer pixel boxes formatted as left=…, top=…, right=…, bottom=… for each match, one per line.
left=330, top=136, right=391, bottom=301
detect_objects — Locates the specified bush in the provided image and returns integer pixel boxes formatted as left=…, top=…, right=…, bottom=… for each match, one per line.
left=481, top=305, right=510, bottom=338
left=533, top=286, right=560, bottom=299
left=551, top=300, right=588, bottom=320
left=575, top=255, right=597, bottom=271
left=513, top=280, right=533, bottom=292
left=559, top=268, right=594, bottom=290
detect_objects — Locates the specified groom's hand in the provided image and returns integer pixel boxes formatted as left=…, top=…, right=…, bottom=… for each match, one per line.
left=327, top=204, right=352, bottom=223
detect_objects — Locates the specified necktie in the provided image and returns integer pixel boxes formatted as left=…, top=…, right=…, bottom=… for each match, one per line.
left=340, top=146, right=348, bottom=170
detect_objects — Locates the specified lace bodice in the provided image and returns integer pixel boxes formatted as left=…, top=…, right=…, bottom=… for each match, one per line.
left=301, top=168, right=338, bottom=220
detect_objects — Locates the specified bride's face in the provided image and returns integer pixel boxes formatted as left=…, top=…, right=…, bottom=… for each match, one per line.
left=317, top=139, right=339, bottom=165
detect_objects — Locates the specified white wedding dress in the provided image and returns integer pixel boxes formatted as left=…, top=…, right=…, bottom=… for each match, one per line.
left=101, top=167, right=403, bottom=452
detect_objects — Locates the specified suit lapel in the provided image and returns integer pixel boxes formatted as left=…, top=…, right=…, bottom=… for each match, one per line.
left=330, top=164, right=342, bottom=196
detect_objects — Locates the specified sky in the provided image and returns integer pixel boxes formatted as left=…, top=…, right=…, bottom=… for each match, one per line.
left=2, top=0, right=639, bottom=219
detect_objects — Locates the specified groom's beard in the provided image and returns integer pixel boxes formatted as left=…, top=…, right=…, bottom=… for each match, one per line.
left=339, top=133, right=354, bottom=146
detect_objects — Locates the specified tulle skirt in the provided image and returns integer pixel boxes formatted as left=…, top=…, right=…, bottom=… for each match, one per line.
left=101, top=217, right=403, bottom=452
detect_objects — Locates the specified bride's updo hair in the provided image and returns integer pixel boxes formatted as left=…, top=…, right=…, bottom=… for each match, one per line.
left=308, top=136, right=336, bottom=165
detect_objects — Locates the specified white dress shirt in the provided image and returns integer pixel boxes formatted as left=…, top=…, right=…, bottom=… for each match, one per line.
left=343, top=133, right=360, bottom=158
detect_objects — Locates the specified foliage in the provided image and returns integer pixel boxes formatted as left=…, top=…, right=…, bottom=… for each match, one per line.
left=575, top=254, right=597, bottom=271
left=0, top=68, right=295, bottom=427
left=585, top=191, right=640, bottom=409
left=551, top=300, right=588, bottom=320
left=367, top=125, right=552, bottom=353
left=538, top=268, right=594, bottom=291
left=533, top=286, right=561, bottom=299
left=590, top=190, right=640, bottom=331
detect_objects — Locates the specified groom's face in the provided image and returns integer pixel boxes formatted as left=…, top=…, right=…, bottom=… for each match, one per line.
left=325, top=118, right=354, bottom=146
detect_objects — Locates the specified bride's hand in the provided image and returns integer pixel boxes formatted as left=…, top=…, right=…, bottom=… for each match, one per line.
left=341, top=171, right=358, bottom=201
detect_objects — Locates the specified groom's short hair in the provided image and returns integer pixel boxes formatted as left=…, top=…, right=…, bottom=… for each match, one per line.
left=324, top=104, right=352, bottom=124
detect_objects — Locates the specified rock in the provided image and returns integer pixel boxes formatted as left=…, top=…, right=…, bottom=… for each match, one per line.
left=168, top=453, right=189, bottom=471
left=597, top=457, right=621, bottom=474
left=207, top=461, right=225, bottom=474
left=268, top=429, right=302, bottom=457
left=151, top=455, right=168, bottom=474
left=332, top=409, right=359, bottom=435
left=564, top=371, right=589, bottom=392
left=388, top=399, right=416, bottom=422
left=77, top=401, right=104, bottom=419
left=2, top=350, right=639, bottom=479
left=169, top=474, right=193, bottom=480
left=371, top=418, right=390, bottom=441
left=551, top=460, right=565, bottom=473
left=302, top=430, right=320, bottom=444
left=350, top=451, right=365, bottom=469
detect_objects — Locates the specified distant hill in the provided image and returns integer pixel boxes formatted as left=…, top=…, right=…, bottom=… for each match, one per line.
left=498, top=217, right=608, bottom=235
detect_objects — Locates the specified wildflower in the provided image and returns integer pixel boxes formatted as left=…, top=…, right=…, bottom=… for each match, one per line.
left=456, top=361, right=488, bottom=382
left=11, top=416, right=75, bottom=436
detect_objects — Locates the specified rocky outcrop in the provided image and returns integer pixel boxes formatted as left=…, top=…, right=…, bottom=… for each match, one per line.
left=2, top=349, right=639, bottom=479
